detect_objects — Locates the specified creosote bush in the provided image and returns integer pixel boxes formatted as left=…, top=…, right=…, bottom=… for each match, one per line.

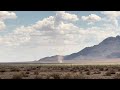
left=0, top=69, right=6, bottom=73
left=114, top=73, right=120, bottom=79
left=50, top=73, right=61, bottom=79
left=34, top=71, right=39, bottom=75
left=104, top=71, right=111, bottom=76
left=12, top=73, right=23, bottom=79
left=86, top=71, right=91, bottom=75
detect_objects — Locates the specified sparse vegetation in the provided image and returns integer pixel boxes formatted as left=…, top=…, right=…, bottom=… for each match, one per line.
left=94, top=70, right=101, bottom=74
left=50, top=73, right=61, bottom=79
left=61, top=73, right=72, bottom=79
left=86, top=71, right=91, bottom=75
left=114, top=73, right=120, bottom=79
left=99, top=68, right=104, bottom=71
left=109, top=69, right=116, bottom=74
left=0, top=64, right=120, bottom=79
left=104, top=71, right=111, bottom=76
left=34, top=75, right=42, bottom=79
left=21, top=72, right=29, bottom=77
left=25, top=71, right=30, bottom=74
left=34, top=71, right=39, bottom=75
left=12, top=73, right=23, bottom=79
left=10, top=68, right=20, bottom=72
left=0, top=68, right=6, bottom=73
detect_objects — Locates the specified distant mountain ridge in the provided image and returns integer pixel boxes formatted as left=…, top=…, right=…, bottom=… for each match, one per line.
left=39, top=55, right=63, bottom=61
left=39, top=35, right=120, bottom=62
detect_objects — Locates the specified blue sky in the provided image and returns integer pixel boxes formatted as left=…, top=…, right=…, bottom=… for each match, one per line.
left=0, top=11, right=120, bottom=62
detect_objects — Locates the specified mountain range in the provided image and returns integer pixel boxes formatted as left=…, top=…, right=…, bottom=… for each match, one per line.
left=38, top=35, right=120, bottom=63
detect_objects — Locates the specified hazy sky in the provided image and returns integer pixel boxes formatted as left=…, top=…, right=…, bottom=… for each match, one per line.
left=0, top=11, right=120, bottom=62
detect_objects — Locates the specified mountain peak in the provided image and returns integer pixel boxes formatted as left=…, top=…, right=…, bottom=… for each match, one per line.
left=115, top=35, right=120, bottom=40
left=116, top=35, right=120, bottom=38
left=64, top=35, right=120, bottom=60
left=39, top=35, right=120, bottom=62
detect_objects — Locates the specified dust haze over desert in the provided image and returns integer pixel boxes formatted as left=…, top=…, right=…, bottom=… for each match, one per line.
left=1, top=11, right=120, bottom=64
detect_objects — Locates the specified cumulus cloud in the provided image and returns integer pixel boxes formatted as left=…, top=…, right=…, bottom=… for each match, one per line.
left=0, top=11, right=119, bottom=50
left=0, top=33, right=30, bottom=46
left=15, top=12, right=79, bottom=46
left=101, top=11, right=120, bottom=19
left=1, top=11, right=120, bottom=61
left=101, top=11, right=120, bottom=27
left=0, top=11, right=17, bottom=30
left=0, top=11, right=79, bottom=46
left=55, top=11, right=79, bottom=22
left=0, top=11, right=17, bottom=20
left=0, top=21, right=6, bottom=30
left=81, top=14, right=101, bottom=24
left=33, top=11, right=79, bottom=31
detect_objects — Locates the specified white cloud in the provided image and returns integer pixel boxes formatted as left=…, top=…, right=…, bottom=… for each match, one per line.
left=101, top=11, right=120, bottom=27
left=57, top=21, right=79, bottom=30
left=14, top=12, right=79, bottom=46
left=55, top=11, right=79, bottom=22
left=0, top=21, right=6, bottom=30
left=81, top=14, right=101, bottom=24
left=0, top=11, right=119, bottom=54
left=33, top=11, right=79, bottom=31
left=33, top=16, right=55, bottom=30
left=0, top=11, right=120, bottom=62
left=0, top=11, right=79, bottom=46
left=0, top=33, right=30, bottom=46
left=0, top=11, right=17, bottom=20
left=101, top=11, right=120, bottom=19
left=0, top=11, right=17, bottom=31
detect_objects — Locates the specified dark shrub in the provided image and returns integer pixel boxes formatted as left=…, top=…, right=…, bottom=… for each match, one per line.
left=34, top=75, right=42, bottom=79
left=50, top=73, right=61, bottom=79
left=99, top=68, right=104, bottom=71
left=0, top=69, right=6, bottom=73
left=10, top=68, right=20, bottom=72
left=104, top=71, right=111, bottom=76
left=34, top=71, right=39, bottom=75
left=114, top=73, right=120, bottom=79
left=109, top=69, right=116, bottom=74
left=94, top=71, right=101, bottom=74
left=21, top=72, right=28, bottom=77
left=25, top=71, right=30, bottom=74
left=12, top=73, right=22, bottom=79
left=86, top=71, right=91, bottom=75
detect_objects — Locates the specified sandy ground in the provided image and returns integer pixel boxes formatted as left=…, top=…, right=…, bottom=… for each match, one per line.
left=64, top=59, right=120, bottom=65
left=39, top=58, right=120, bottom=65
left=2, top=58, right=120, bottom=65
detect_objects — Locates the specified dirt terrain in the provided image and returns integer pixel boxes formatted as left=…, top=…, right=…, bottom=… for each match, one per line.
left=0, top=61, right=120, bottom=79
left=39, top=59, right=120, bottom=65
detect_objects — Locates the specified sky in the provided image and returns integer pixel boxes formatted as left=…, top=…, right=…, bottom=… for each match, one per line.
left=0, top=11, right=120, bottom=62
